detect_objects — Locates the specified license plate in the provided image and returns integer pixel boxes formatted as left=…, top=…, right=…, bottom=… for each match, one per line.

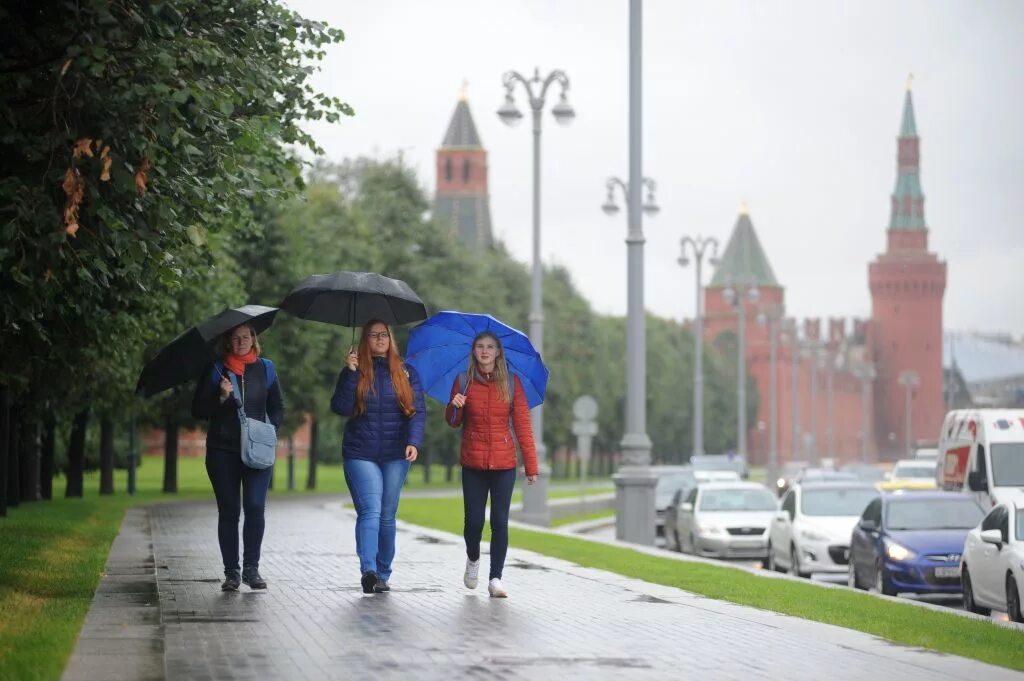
left=733, top=541, right=762, bottom=549
left=934, top=566, right=961, bottom=578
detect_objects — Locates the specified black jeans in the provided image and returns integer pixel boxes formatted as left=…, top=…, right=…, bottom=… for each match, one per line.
left=462, top=467, right=516, bottom=580
left=206, top=447, right=273, bottom=572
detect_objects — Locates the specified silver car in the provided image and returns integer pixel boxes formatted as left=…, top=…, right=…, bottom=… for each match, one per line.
left=675, top=481, right=778, bottom=559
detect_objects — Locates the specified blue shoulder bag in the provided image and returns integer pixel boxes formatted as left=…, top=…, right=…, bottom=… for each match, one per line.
left=227, top=369, right=277, bottom=470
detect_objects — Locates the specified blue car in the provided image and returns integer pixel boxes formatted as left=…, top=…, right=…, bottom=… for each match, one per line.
left=848, top=491, right=985, bottom=595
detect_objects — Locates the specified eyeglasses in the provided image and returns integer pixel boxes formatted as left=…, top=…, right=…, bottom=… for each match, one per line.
left=367, top=332, right=390, bottom=340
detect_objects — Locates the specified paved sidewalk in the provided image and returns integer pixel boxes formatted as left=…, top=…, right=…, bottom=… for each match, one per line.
left=66, top=496, right=1023, bottom=681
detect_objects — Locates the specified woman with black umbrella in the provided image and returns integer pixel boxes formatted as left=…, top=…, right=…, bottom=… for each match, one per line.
left=192, top=322, right=284, bottom=591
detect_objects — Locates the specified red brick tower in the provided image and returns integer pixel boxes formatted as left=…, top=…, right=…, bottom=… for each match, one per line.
left=434, top=87, right=493, bottom=249
left=868, top=81, right=947, bottom=457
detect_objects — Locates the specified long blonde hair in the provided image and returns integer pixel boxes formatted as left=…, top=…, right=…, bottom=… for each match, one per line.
left=355, top=320, right=415, bottom=417
left=466, top=331, right=511, bottom=403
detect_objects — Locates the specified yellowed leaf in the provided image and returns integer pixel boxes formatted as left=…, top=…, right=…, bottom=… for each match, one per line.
left=72, top=138, right=93, bottom=159
left=62, top=167, right=84, bottom=237
left=134, top=158, right=151, bottom=195
left=60, top=59, right=72, bottom=77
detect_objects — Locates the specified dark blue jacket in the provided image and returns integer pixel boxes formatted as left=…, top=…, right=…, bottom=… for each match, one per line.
left=192, top=358, right=284, bottom=453
left=331, top=357, right=426, bottom=461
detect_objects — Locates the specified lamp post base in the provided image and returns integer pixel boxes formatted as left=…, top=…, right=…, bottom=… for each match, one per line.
left=517, top=463, right=551, bottom=527
left=613, top=466, right=657, bottom=545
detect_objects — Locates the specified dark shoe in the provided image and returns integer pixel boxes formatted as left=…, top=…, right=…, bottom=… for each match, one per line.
left=361, top=570, right=379, bottom=594
left=221, top=569, right=241, bottom=591
left=241, top=567, right=267, bottom=590
left=373, top=579, right=390, bottom=593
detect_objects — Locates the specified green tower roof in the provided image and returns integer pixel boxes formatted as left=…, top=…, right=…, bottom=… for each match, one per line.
left=441, top=98, right=482, bottom=148
left=709, top=208, right=779, bottom=288
left=899, top=88, right=917, bottom=137
left=889, top=82, right=926, bottom=230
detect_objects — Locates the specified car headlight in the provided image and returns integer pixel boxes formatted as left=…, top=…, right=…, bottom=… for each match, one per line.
left=884, top=540, right=917, bottom=562
left=799, top=528, right=829, bottom=542
left=776, top=478, right=785, bottom=488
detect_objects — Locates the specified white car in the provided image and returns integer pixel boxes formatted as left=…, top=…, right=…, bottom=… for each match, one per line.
left=674, top=481, right=778, bottom=559
left=961, top=501, right=1024, bottom=622
left=767, top=482, right=879, bottom=577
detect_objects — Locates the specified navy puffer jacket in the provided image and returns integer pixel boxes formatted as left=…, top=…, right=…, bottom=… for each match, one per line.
left=331, top=357, right=426, bottom=461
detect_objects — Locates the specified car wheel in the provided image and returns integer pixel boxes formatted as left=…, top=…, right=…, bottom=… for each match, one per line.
left=1008, top=574, right=1024, bottom=624
left=875, top=564, right=896, bottom=596
left=790, top=544, right=808, bottom=578
left=766, top=542, right=783, bottom=573
left=848, top=561, right=862, bottom=590
left=962, top=566, right=991, bottom=616
left=689, top=533, right=698, bottom=555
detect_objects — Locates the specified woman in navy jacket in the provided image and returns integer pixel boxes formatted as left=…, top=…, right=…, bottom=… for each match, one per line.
left=332, top=319, right=425, bottom=593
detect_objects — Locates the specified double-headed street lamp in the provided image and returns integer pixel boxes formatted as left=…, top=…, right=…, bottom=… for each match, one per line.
left=853, top=364, right=876, bottom=463
left=898, top=370, right=920, bottom=458
left=722, top=285, right=760, bottom=458
left=678, top=236, right=720, bottom=459
left=757, top=305, right=782, bottom=480
left=498, top=67, right=574, bottom=526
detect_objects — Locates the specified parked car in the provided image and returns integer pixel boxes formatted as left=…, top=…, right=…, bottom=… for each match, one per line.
left=691, top=453, right=749, bottom=480
left=767, top=482, right=879, bottom=577
left=795, top=468, right=859, bottom=485
left=673, top=481, right=778, bottom=559
left=840, top=463, right=887, bottom=484
left=878, top=459, right=938, bottom=491
left=653, top=466, right=695, bottom=539
left=773, top=461, right=810, bottom=496
left=662, top=468, right=742, bottom=548
left=848, top=491, right=985, bottom=595
left=961, top=501, right=1024, bottom=622
left=938, top=409, right=1024, bottom=510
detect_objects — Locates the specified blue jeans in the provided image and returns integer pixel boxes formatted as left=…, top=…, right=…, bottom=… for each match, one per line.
left=205, top=447, right=273, bottom=572
left=343, top=457, right=411, bottom=581
left=462, top=467, right=517, bottom=580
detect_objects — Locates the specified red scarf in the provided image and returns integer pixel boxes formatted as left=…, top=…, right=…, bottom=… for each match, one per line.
left=223, top=349, right=258, bottom=376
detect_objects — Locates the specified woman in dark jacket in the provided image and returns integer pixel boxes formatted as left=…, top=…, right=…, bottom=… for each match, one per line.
left=192, top=322, right=283, bottom=591
left=332, top=319, right=425, bottom=593
left=445, top=331, right=537, bottom=598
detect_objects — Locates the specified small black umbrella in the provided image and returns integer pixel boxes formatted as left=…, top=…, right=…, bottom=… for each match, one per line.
left=279, top=271, right=427, bottom=329
left=135, top=305, right=278, bottom=398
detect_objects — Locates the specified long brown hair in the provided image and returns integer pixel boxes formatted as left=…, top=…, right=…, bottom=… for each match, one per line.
left=216, top=323, right=261, bottom=357
left=466, top=331, right=512, bottom=403
left=355, top=320, right=415, bottom=417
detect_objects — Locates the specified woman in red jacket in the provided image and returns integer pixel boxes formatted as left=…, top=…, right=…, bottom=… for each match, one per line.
left=445, top=331, right=538, bottom=598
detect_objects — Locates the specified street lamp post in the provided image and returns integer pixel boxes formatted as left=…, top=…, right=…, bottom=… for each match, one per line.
left=722, top=285, right=760, bottom=458
left=757, top=306, right=781, bottom=481
left=898, top=370, right=920, bottom=458
left=826, top=349, right=836, bottom=460
left=855, top=365, right=876, bottom=464
left=806, top=343, right=824, bottom=465
left=611, top=0, right=657, bottom=545
left=498, top=66, right=574, bottom=526
left=790, top=327, right=801, bottom=460
left=678, top=236, right=720, bottom=459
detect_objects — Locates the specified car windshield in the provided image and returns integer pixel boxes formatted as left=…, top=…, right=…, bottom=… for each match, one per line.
left=991, top=443, right=1024, bottom=486
left=891, top=463, right=936, bottom=479
left=690, top=456, right=736, bottom=471
left=801, top=488, right=878, bottom=517
left=655, top=474, right=691, bottom=494
left=699, top=488, right=777, bottom=512
left=886, top=498, right=984, bottom=531
left=1017, top=510, right=1024, bottom=542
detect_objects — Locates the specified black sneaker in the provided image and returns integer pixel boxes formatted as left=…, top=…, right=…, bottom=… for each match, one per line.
left=221, top=569, right=241, bottom=591
left=373, top=579, right=390, bottom=593
left=361, top=570, right=379, bottom=594
left=241, top=567, right=267, bottom=590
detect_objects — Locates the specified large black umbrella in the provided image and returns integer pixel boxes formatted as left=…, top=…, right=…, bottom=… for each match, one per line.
left=135, top=305, right=278, bottom=398
left=279, top=271, right=427, bottom=328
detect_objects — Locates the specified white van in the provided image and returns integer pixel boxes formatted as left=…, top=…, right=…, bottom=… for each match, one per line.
left=937, top=409, right=1024, bottom=509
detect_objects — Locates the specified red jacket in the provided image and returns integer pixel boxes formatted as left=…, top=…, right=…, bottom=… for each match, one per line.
left=445, top=373, right=538, bottom=476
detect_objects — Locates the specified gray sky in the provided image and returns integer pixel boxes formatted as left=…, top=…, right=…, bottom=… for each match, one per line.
left=284, top=0, right=1024, bottom=337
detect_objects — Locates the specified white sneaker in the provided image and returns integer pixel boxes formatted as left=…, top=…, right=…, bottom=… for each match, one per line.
left=463, top=558, right=480, bottom=589
left=488, top=578, right=508, bottom=598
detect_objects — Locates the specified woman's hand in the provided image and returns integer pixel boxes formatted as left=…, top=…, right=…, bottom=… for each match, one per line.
left=405, top=445, right=418, bottom=462
left=526, top=475, right=537, bottom=485
left=345, top=346, right=358, bottom=371
left=450, top=393, right=466, bottom=409
left=218, top=376, right=232, bottom=402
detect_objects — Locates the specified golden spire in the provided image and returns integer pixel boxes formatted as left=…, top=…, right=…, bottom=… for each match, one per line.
left=459, top=79, right=469, bottom=101
left=906, top=72, right=914, bottom=91
left=739, top=200, right=749, bottom=215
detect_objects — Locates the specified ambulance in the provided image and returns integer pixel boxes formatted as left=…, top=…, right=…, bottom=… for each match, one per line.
left=937, top=409, right=1024, bottom=510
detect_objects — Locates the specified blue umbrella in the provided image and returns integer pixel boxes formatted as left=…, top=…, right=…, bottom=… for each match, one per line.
left=406, top=311, right=549, bottom=408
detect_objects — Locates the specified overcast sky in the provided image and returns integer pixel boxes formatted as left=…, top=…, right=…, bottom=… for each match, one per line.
left=284, top=0, right=1024, bottom=337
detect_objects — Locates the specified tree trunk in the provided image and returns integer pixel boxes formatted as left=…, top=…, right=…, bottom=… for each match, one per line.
left=19, top=419, right=40, bottom=502
left=305, top=415, right=318, bottom=490
left=99, top=417, right=115, bottom=495
left=7, top=405, right=21, bottom=508
left=445, top=463, right=454, bottom=483
left=162, top=419, right=178, bottom=494
left=422, top=446, right=431, bottom=484
left=65, top=409, right=89, bottom=498
left=40, top=415, right=55, bottom=500
left=0, top=385, right=8, bottom=516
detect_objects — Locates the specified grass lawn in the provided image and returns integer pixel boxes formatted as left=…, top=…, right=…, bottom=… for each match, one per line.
left=550, top=508, right=616, bottom=527
left=397, top=496, right=1024, bottom=671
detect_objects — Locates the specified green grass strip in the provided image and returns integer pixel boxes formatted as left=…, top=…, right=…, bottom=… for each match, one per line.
left=398, top=497, right=1024, bottom=671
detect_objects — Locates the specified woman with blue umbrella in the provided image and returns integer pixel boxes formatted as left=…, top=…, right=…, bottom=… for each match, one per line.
left=407, top=312, right=546, bottom=598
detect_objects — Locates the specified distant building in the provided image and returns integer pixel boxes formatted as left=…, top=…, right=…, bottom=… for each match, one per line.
left=433, top=90, right=494, bottom=250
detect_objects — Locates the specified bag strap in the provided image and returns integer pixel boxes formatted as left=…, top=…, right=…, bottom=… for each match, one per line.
left=261, top=358, right=276, bottom=387
left=227, top=373, right=247, bottom=423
